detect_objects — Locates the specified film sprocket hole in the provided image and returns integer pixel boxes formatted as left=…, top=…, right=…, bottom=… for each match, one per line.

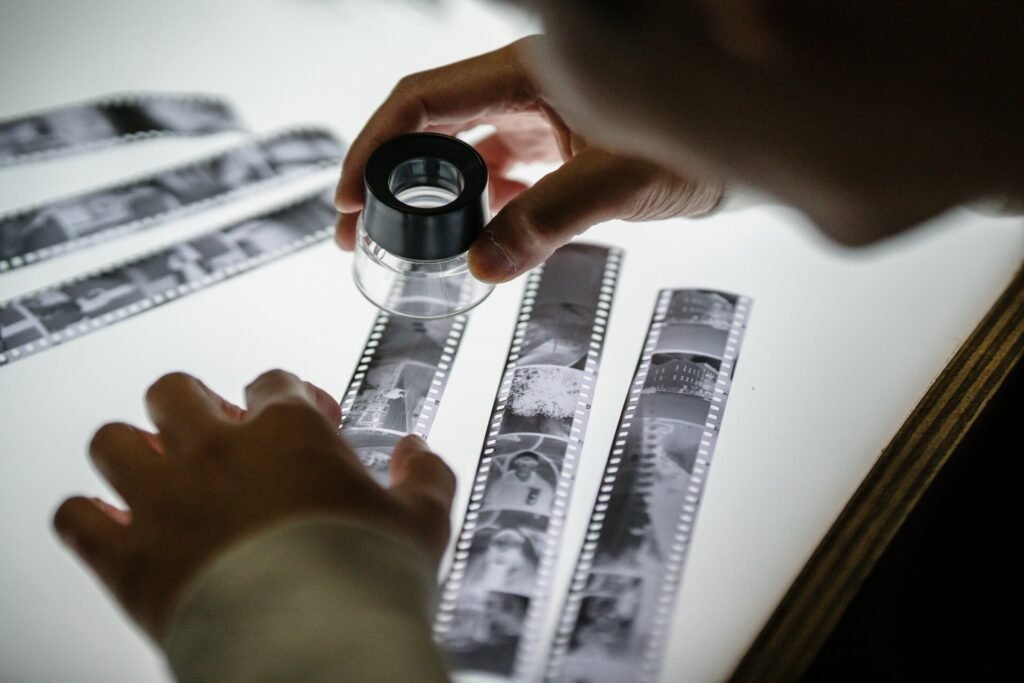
left=353, top=133, right=493, bottom=318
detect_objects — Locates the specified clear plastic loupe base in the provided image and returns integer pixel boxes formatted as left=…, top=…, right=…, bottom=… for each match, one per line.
left=352, top=215, right=493, bottom=319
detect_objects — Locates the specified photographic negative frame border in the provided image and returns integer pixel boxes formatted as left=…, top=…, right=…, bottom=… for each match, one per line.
left=0, top=92, right=243, bottom=167
left=433, top=242, right=622, bottom=677
left=338, top=304, right=469, bottom=483
left=545, top=288, right=751, bottom=683
left=0, top=186, right=337, bottom=367
left=0, top=127, right=345, bottom=271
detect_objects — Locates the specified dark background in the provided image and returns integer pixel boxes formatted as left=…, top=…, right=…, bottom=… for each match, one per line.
left=806, top=360, right=1020, bottom=680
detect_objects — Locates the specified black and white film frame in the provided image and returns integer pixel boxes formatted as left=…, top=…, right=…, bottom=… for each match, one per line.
left=338, top=289, right=469, bottom=485
left=0, top=93, right=242, bottom=167
left=433, top=242, right=622, bottom=678
left=0, top=128, right=345, bottom=272
left=545, top=289, right=751, bottom=683
left=0, top=188, right=337, bottom=367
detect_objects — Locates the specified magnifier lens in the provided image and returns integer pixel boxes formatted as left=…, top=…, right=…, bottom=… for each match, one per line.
left=389, top=157, right=463, bottom=207
left=352, top=134, right=493, bottom=319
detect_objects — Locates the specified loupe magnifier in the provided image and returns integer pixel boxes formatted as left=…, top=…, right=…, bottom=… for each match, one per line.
left=352, top=133, right=493, bottom=318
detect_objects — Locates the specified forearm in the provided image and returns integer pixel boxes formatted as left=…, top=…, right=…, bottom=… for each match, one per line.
left=163, top=517, right=450, bottom=683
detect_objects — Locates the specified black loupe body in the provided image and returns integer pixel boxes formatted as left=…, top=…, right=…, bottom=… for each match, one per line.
left=352, top=133, right=493, bottom=318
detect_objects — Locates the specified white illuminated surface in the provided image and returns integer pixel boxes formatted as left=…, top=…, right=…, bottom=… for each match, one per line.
left=1, top=1, right=1021, bottom=681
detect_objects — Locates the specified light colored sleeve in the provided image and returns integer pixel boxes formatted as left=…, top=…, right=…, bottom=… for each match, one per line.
left=162, top=517, right=451, bottom=683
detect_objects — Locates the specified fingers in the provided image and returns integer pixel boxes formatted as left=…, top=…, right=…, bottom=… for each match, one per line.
left=389, top=435, right=456, bottom=522
left=474, top=132, right=526, bottom=176
left=334, top=211, right=358, bottom=251
left=89, top=497, right=132, bottom=526
left=145, top=373, right=231, bottom=452
left=332, top=134, right=533, bottom=252
left=244, top=370, right=341, bottom=427
left=490, top=176, right=531, bottom=212
left=468, top=149, right=724, bottom=283
left=388, top=435, right=456, bottom=559
left=53, top=496, right=127, bottom=580
left=303, top=380, right=343, bottom=427
left=335, top=38, right=541, bottom=214
left=476, top=134, right=531, bottom=211
left=89, top=422, right=163, bottom=505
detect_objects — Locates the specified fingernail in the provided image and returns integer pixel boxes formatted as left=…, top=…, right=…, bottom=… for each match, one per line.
left=469, top=230, right=517, bottom=283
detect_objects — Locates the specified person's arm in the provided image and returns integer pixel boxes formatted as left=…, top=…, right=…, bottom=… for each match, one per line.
left=52, top=370, right=455, bottom=682
left=164, top=518, right=448, bottom=683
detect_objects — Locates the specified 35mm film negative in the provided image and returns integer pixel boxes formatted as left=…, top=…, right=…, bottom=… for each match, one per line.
left=0, top=188, right=337, bottom=367
left=433, top=242, right=622, bottom=678
left=339, top=282, right=470, bottom=485
left=1, top=128, right=345, bottom=271
left=0, top=93, right=242, bottom=167
left=545, top=289, right=751, bottom=683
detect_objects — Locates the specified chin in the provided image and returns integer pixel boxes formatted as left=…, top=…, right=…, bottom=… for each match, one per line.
left=798, top=188, right=957, bottom=249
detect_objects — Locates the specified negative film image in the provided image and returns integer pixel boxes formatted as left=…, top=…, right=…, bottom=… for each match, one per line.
left=0, top=194, right=336, bottom=366
left=1, top=182, right=181, bottom=264
left=0, top=304, right=45, bottom=353
left=441, top=510, right=548, bottom=676
left=499, top=365, right=584, bottom=439
left=0, top=129, right=343, bottom=268
left=559, top=572, right=653, bottom=683
left=0, top=96, right=239, bottom=164
left=515, top=243, right=606, bottom=369
left=549, top=289, right=749, bottom=683
left=481, top=435, right=567, bottom=515
left=651, top=289, right=737, bottom=358
left=340, top=310, right=465, bottom=484
left=588, top=428, right=697, bottom=577
left=437, top=242, right=619, bottom=676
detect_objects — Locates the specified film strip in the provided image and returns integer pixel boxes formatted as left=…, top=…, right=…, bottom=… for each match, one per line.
left=0, top=93, right=242, bottom=167
left=433, top=242, right=622, bottom=678
left=0, top=128, right=345, bottom=272
left=0, top=188, right=337, bottom=367
left=338, top=283, right=470, bottom=485
left=545, top=289, right=751, bottom=683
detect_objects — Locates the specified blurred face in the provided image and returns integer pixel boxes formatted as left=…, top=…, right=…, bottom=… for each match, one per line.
left=513, top=455, right=539, bottom=480
left=489, top=529, right=527, bottom=566
left=520, top=0, right=1024, bottom=244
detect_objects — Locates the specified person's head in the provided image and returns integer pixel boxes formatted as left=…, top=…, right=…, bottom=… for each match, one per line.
left=510, top=452, right=541, bottom=480
left=486, top=528, right=530, bottom=567
left=514, top=1, right=1024, bottom=245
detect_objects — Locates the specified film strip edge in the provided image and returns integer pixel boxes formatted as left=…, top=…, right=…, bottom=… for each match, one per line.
left=0, top=126, right=344, bottom=272
left=0, top=187, right=336, bottom=367
left=639, top=292, right=750, bottom=681
left=431, top=243, right=620, bottom=677
left=514, top=247, right=622, bottom=677
left=543, top=290, right=752, bottom=683
left=433, top=264, right=547, bottom=635
left=337, top=309, right=469, bottom=442
left=339, top=310, right=393, bottom=427
left=412, top=314, right=468, bottom=438
left=0, top=92, right=243, bottom=167
left=544, top=289, right=672, bottom=679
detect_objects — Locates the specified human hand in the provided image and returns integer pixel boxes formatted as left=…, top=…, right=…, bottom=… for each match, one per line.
left=52, top=370, right=455, bottom=642
left=334, top=37, right=723, bottom=283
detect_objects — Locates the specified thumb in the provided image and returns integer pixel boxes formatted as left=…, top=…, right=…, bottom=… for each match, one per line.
left=468, top=148, right=722, bottom=283
left=389, top=435, right=456, bottom=556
